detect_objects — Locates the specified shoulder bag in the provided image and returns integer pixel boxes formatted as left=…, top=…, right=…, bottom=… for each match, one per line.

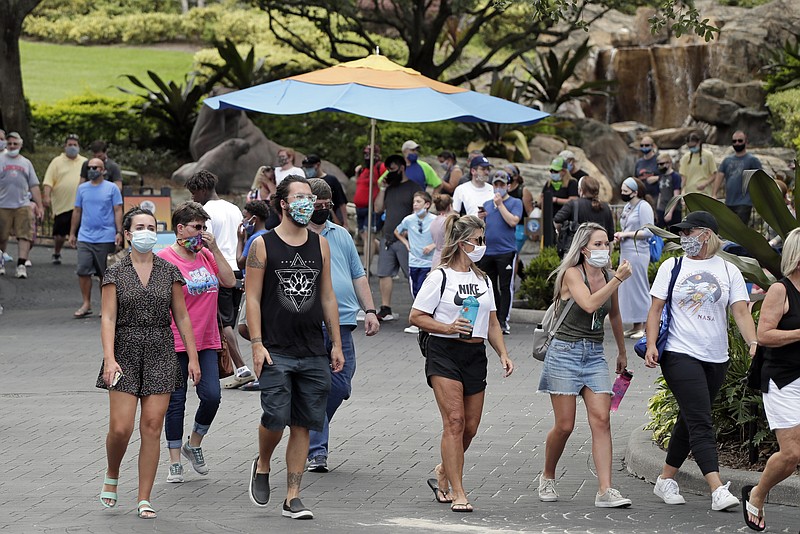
left=418, top=268, right=447, bottom=357
left=532, top=297, right=574, bottom=361
left=634, top=257, right=683, bottom=359
left=556, top=199, right=581, bottom=257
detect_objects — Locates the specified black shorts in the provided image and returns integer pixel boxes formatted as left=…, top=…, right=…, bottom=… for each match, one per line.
left=425, top=336, right=488, bottom=396
left=52, top=211, right=72, bottom=237
left=217, top=271, right=243, bottom=328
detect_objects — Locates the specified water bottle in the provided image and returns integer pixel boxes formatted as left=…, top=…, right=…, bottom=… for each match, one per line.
left=610, top=369, right=633, bottom=412
left=459, top=296, right=480, bottom=340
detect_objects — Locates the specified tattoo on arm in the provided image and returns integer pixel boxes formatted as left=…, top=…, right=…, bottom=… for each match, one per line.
left=287, top=471, right=303, bottom=490
left=247, top=246, right=265, bottom=269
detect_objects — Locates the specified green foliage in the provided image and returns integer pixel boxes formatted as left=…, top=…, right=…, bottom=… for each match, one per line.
left=521, top=38, right=615, bottom=114
left=198, top=39, right=302, bottom=90
left=646, top=314, right=776, bottom=459
left=30, top=93, right=155, bottom=146
left=767, top=88, right=800, bottom=154
left=117, top=71, right=223, bottom=153
left=518, top=247, right=561, bottom=309
left=648, top=249, right=682, bottom=284
left=763, top=33, right=800, bottom=94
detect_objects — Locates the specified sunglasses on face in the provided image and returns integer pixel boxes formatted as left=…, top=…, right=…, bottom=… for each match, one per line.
left=185, top=223, right=206, bottom=231
left=88, top=166, right=103, bottom=170
left=678, top=228, right=705, bottom=236
left=465, top=236, right=485, bottom=246
left=732, top=139, right=746, bottom=144
left=640, top=144, right=652, bottom=147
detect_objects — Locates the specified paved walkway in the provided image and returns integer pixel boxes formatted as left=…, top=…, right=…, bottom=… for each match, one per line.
left=1, top=244, right=799, bottom=533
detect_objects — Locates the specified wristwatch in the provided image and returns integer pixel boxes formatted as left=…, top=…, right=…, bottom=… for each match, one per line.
left=364, top=309, right=377, bottom=315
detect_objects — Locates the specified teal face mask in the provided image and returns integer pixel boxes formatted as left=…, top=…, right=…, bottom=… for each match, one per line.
left=288, top=198, right=315, bottom=226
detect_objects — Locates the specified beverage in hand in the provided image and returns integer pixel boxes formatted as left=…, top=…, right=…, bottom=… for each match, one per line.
left=459, top=296, right=480, bottom=340
left=610, top=369, right=633, bottom=412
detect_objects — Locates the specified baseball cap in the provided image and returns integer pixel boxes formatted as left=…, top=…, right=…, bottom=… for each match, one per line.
left=401, top=140, right=420, bottom=152
left=559, top=149, right=575, bottom=161
left=469, top=156, right=492, bottom=169
left=491, top=170, right=511, bottom=184
left=550, top=157, right=565, bottom=172
left=670, top=211, right=719, bottom=234
left=302, top=154, right=321, bottom=167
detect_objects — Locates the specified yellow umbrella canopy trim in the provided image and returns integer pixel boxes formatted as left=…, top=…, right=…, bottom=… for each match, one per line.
left=289, top=55, right=466, bottom=94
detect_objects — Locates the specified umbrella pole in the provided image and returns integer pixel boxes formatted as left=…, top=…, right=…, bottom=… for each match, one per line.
left=365, top=118, right=377, bottom=278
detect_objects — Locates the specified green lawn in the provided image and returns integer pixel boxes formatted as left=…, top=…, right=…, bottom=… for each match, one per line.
left=21, top=40, right=196, bottom=104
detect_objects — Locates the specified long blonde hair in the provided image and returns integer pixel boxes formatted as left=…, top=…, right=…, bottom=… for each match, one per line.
left=439, top=214, right=486, bottom=278
left=551, top=222, right=608, bottom=301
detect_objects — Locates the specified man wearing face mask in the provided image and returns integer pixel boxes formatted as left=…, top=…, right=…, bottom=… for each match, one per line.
left=275, top=147, right=304, bottom=186
left=302, top=154, right=349, bottom=230
left=559, top=150, right=587, bottom=180
left=452, top=156, right=496, bottom=216
left=244, top=175, right=344, bottom=519
left=635, top=135, right=659, bottom=178
left=478, top=170, right=523, bottom=334
left=655, top=155, right=682, bottom=228
left=712, top=131, right=763, bottom=224
left=0, top=132, right=45, bottom=278
left=68, top=158, right=123, bottom=316
left=539, top=156, right=579, bottom=226
left=400, top=140, right=442, bottom=192
left=304, top=178, right=379, bottom=472
left=80, top=140, right=122, bottom=192
left=43, top=134, right=87, bottom=265
left=678, top=132, right=717, bottom=195
left=373, top=155, right=423, bottom=321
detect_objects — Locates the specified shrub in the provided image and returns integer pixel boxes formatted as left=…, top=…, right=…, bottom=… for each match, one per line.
left=767, top=88, right=800, bottom=153
left=118, top=13, right=183, bottom=44
left=646, top=313, right=776, bottom=461
left=518, top=246, right=561, bottom=310
left=31, top=92, right=155, bottom=146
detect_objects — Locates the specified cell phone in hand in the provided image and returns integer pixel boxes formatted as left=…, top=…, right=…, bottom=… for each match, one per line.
left=112, top=371, right=123, bottom=387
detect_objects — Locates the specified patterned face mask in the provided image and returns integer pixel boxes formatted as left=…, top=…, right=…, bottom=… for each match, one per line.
left=680, top=233, right=704, bottom=257
left=177, top=233, right=203, bottom=253
left=288, top=198, right=315, bottom=226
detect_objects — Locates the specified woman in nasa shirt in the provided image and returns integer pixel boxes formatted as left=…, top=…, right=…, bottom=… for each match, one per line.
left=410, top=214, right=513, bottom=513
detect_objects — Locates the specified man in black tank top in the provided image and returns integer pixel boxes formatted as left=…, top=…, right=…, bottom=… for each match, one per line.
left=243, top=175, right=344, bottom=519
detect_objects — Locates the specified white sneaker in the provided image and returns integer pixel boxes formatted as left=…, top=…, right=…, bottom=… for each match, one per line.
left=15, top=264, right=27, bottom=279
left=538, top=476, right=558, bottom=502
left=595, top=487, right=632, bottom=508
left=711, top=481, right=740, bottom=511
left=654, top=476, right=686, bottom=505
left=0, top=265, right=5, bottom=276
left=24, top=259, right=32, bottom=267
left=404, top=325, right=420, bottom=334
left=166, top=462, right=184, bottom=483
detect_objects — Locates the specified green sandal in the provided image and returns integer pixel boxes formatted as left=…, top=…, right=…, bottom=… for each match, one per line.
left=137, top=500, right=157, bottom=519
left=99, top=475, right=118, bottom=508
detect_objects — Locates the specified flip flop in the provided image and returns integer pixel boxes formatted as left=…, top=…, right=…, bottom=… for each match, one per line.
left=74, top=308, right=93, bottom=318
left=741, top=485, right=765, bottom=531
left=137, top=500, right=157, bottom=519
left=451, top=502, right=473, bottom=513
left=426, top=478, right=452, bottom=504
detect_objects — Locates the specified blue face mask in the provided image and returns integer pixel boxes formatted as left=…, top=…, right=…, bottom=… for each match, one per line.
left=689, top=146, right=700, bottom=154
left=244, top=217, right=256, bottom=236
left=304, top=167, right=317, bottom=179
left=288, top=198, right=315, bottom=226
left=640, top=146, right=652, bottom=154
left=407, top=153, right=418, bottom=164
left=550, top=172, right=562, bottom=182
left=567, top=162, right=574, bottom=173
left=494, top=187, right=507, bottom=197
left=130, top=230, right=157, bottom=253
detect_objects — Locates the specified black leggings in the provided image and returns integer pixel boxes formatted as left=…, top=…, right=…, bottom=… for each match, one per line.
left=660, top=350, right=729, bottom=475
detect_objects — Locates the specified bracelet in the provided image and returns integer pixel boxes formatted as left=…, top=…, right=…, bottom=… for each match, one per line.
left=364, top=309, right=377, bottom=315
left=614, top=276, right=623, bottom=283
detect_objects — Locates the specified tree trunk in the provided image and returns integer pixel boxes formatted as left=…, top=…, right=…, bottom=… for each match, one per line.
left=180, top=0, right=189, bottom=13
left=0, top=0, right=44, bottom=148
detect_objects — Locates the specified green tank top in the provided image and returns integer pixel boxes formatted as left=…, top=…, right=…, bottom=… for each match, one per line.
left=555, top=267, right=611, bottom=343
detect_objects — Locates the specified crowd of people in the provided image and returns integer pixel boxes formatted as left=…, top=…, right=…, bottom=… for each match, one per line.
left=0, top=130, right=796, bottom=529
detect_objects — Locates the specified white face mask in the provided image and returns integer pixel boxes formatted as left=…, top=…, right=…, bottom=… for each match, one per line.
left=465, top=244, right=486, bottom=263
left=585, top=249, right=609, bottom=268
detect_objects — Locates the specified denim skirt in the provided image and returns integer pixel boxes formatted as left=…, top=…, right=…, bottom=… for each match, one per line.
left=538, top=337, right=612, bottom=395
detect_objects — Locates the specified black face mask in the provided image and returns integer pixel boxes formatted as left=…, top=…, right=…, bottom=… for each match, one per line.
left=310, top=209, right=330, bottom=225
left=620, top=192, right=634, bottom=202
left=386, top=170, right=402, bottom=185
left=657, top=164, right=669, bottom=173
left=732, top=142, right=746, bottom=153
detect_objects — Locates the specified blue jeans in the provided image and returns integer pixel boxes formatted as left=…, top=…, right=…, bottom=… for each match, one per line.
left=308, top=325, right=356, bottom=459
left=165, top=348, right=221, bottom=449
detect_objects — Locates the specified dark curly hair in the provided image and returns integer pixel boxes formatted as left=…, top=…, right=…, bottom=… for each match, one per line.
left=244, top=200, right=270, bottom=221
left=185, top=169, right=218, bottom=193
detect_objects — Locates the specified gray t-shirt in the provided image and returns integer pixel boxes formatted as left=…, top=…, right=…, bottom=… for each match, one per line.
left=718, top=152, right=762, bottom=207
left=0, top=153, right=39, bottom=209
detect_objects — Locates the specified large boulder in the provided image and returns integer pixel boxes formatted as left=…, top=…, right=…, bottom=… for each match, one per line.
left=648, top=127, right=701, bottom=149
left=691, top=90, right=742, bottom=126
left=566, top=118, right=637, bottom=191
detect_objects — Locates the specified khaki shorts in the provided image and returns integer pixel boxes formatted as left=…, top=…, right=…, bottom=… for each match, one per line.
left=0, top=207, right=33, bottom=242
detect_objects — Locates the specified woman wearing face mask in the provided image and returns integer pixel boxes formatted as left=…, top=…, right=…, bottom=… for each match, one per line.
left=539, top=157, right=578, bottom=222
left=409, top=214, right=514, bottom=513
left=97, top=206, right=200, bottom=519
left=156, top=201, right=235, bottom=485
left=274, top=148, right=304, bottom=185
left=437, top=150, right=463, bottom=193
left=678, top=132, right=717, bottom=195
left=644, top=211, right=755, bottom=512
left=537, top=222, right=632, bottom=507
left=614, top=177, right=654, bottom=339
